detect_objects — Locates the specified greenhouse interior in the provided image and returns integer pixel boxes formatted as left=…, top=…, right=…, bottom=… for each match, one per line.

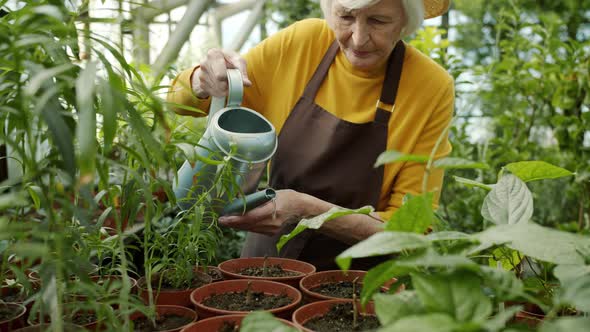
left=0, top=0, right=589, bottom=331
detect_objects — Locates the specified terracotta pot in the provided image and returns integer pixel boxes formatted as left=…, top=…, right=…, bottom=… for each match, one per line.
left=138, top=269, right=212, bottom=307
left=179, top=314, right=300, bottom=332
left=13, top=323, right=85, bottom=332
left=299, top=270, right=398, bottom=302
left=69, top=275, right=138, bottom=302
left=190, top=279, right=302, bottom=319
left=218, top=257, right=316, bottom=288
left=197, top=266, right=224, bottom=283
left=292, top=299, right=376, bottom=332
left=1, top=283, right=38, bottom=312
left=0, top=303, right=26, bottom=332
left=129, top=305, right=197, bottom=332
left=28, top=302, right=110, bottom=330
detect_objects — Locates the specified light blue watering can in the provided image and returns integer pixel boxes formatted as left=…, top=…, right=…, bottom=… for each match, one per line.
left=173, top=69, right=278, bottom=213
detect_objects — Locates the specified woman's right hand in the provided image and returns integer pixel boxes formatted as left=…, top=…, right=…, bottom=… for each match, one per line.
left=192, top=48, right=252, bottom=99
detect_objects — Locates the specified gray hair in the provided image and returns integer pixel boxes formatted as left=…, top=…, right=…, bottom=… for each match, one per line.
left=320, top=0, right=425, bottom=37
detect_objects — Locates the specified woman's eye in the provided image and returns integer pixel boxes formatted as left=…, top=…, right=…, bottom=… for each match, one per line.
left=369, top=18, right=386, bottom=24
left=339, top=15, right=354, bottom=21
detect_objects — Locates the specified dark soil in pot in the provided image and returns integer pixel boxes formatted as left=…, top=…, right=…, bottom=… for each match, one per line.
left=310, top=281, right=361, bottom=299
left=238, top=265, right=301, bottom=277
left=132, top=314, right=194, bottom=332
left=202, top=285, right=292, bottom=311
left=304, top=303, right=379, bottom=332
left=0, top=303, right=21, bottom=321
left=0, top=303, right=26, bottom=331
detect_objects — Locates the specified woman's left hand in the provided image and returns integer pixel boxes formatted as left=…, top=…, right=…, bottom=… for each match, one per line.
left=218, top=189, right=310, bottom=236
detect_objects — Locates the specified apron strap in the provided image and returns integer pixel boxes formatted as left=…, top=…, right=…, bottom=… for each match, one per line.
left=302, top=41, right=341, bottom=99
left=374, top=41, right=406, bottom=125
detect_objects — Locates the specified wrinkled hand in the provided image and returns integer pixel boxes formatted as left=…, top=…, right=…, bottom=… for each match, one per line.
left=192, top=48, right=252, bottom=98
left=218, top=190, right=308, bottom=236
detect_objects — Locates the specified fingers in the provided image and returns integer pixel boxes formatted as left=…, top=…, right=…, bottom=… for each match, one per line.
left=195, top=48, right=251, bottom=98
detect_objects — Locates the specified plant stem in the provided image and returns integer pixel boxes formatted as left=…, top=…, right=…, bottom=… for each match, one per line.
left=422, top=118, right=454, bottom=197
left=262, top=255, right=269, bottom=277
left=352, top=277, right=359, bottom=329
left=245, top=280, right=253, bottom=306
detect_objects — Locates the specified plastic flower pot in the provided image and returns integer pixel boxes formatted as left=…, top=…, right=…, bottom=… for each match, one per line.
left=190, top=279, right=302, bottom=319
left=129, top=305, right=197, bottom=332
left=138, top=269, right=212, bottom=307
left=218, top=257, right=316, bottom=287
left=179, top=314, right=300, bottom=332
left=300, top=270, right=398, bottom=302
left=0, top=303, right=26, bottom=332
left=292, top=299, right=376, bottom=332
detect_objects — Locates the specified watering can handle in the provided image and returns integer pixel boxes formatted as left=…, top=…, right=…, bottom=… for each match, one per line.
left=209, top=69, right=244, bottom=124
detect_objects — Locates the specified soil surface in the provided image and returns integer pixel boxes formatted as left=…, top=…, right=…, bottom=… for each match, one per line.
left=1, top=287, right=26, bottom=303
left=70, top=312, right=97, bottom=326
left=0, top=304, right=20, bottom=321
left=310, top=281, right=362, bottom=299
left=132, top=314, right=193, bottom=332
left=218, top=320, right=239, bottom=332
left=238, top=265, right=301, bottom=278
left=203, top=289, right=292, bottom=311
left=304, top=303, right=380, bottom=332
left=150, top=272, right=208, bottom=291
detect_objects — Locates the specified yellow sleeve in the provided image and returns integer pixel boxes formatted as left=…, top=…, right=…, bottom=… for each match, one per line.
left=166, top=66, right=211, bottom=116
left=377, top=80, right=454, bottom=221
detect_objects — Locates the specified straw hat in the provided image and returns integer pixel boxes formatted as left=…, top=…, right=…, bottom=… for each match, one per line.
left=424, top=0, right=451, bottom=19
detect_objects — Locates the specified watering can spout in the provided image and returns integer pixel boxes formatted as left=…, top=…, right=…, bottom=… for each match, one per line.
left=173, top=69, right=278, bottom=213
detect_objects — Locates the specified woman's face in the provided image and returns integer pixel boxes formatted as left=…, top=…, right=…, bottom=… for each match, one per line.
left=330, top=0, right=406, bottom=71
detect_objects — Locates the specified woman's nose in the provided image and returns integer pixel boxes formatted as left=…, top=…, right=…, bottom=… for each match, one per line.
left=351, top=21, right=370, bottom=47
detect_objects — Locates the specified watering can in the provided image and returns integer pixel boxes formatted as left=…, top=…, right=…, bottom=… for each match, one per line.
left=173, top=69, right=278, bottom=213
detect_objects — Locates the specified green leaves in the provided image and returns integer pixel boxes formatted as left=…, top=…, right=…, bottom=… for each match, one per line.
left=374, top=150, right=429, bottom=167
left=336, top=232, right=429, bottom=271
left=470, top=223, right=590, bottom=265
left=505, top=161, right=574, bottom=182
left=240, top=312, right=297, bottom=332
left=276, top=206, right=374, bottom=252
left=539, top=317, right=590, bottom=332
left=481, top=174, right=533, bottom=225
left=374, top=292, right=424, bottom=326
left=385, top=193, right=434, bottom=234
left=434, top=157, right=489, bottom=170
left=412, top=271, right=492, bottom=323
left=76, top=61, right=98, bottom=185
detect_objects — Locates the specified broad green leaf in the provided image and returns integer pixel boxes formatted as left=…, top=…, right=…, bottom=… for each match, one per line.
left=375, top=150, right=429, bottom=167
left=488, top=247, right=522, bottom=270
left=556, top=275, right=590, bottom=312
left=505, top=161, right=574, bottom=182
left=453, top=176, right=493, bottom=191
left=412, top=271, right=492, bottom=323
left=478, top=266, right=525, bottom=301
left=483, top=306, right=522, bottom=332
left=554, top=265, right=590, bottom=284
left=240, top=311, right=297, bottom=332
left=481, top=174, right=533, bottom=225
left=374, top=292, right=424, bottom=326
left=426, top=231, right=473, bottom=242
left=99, top=75, right=122, bottom=153
left=539, top=317, right=590, bottom=332
left=362, top=260, right=413, bottom=305
left=469, top=223, right=589, bottom=265
left=0, top=192, right=28, bottom=210
left=276, top=206, right=374, bottom=252
left=336, top=232, right=429, bottom=271
left=434, top=157, right=489, bottom=170
left=378, top=313, right=457, bottom=332
left=386, top=193, right=433, bottom=234
left=76, top=61, right=98, bottom=185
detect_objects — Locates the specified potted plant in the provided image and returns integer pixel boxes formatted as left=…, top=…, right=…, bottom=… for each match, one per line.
left=292, top=299, right=377, bottom=332
left=129, top=305, right=197, bottom=332
left=299, top=270, right=396, bottom=302
left=190, top=279, right=302, bottom=319
left=0, top=302, right=26, bottom=331
left=218, top=256, right=316, bottom=287
left=179, top=313, right=299, bottom=332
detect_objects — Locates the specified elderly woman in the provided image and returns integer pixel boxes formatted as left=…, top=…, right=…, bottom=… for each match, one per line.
left=167, top=0, right=453, bottom=270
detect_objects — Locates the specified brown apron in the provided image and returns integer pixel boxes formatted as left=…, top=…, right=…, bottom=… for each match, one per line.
left=241, top=40, right=406, bottom=271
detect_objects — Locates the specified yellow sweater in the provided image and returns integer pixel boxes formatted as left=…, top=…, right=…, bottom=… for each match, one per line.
left=167, top=18, right=454, bottom=221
